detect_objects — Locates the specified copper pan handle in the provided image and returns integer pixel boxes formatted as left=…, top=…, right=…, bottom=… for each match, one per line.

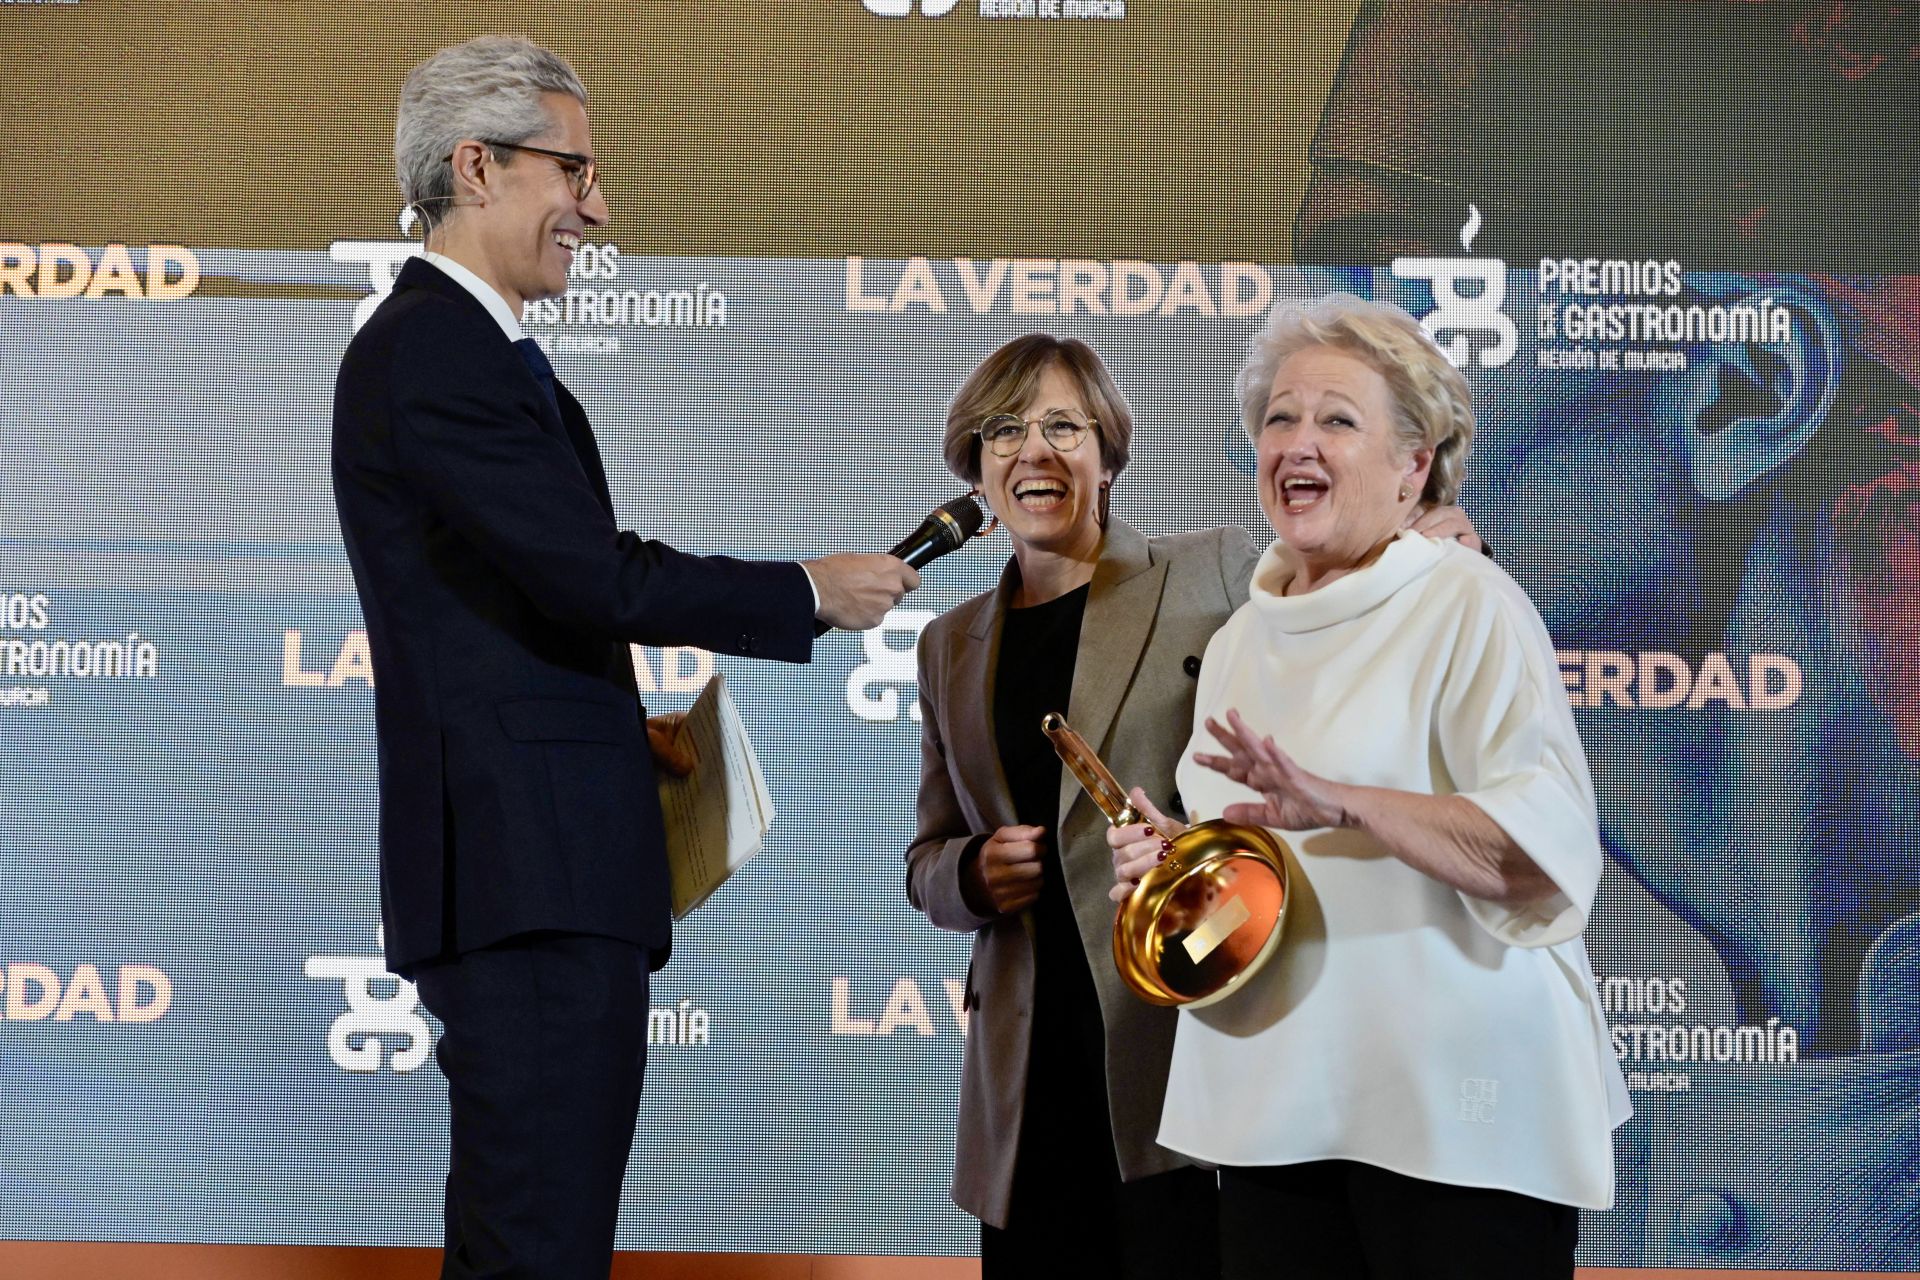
left=1041, top=712, right=1143, bottom=829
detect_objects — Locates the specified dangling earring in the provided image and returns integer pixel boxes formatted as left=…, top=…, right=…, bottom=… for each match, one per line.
left=1098, top=481, right=1111, bottom=529
left=969, top=487, right=1000, bottom=537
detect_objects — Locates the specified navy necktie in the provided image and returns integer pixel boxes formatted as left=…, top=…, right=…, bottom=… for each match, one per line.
left=513, top=337, right=562, bottom=418
left=514, top=335, right=596, bottom=491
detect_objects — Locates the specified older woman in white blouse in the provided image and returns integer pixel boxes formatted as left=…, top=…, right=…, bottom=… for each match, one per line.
left=1110, top=293, right=1629, bottom=1279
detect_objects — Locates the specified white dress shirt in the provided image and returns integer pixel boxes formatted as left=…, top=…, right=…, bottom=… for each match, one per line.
left=422, top=251, right=525, bottom=342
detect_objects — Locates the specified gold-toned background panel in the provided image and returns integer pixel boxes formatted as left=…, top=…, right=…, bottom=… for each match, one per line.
left=0, top=1, right=1359, bottom=258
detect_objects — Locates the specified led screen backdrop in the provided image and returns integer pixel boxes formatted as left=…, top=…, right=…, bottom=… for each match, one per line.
left=2, top=1, right=1918, bottom=1271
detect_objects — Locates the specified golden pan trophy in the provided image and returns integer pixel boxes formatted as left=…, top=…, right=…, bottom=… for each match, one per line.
left=1042, top=713, right=1290, bottom=1008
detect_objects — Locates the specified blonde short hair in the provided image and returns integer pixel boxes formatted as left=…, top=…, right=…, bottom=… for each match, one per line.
left=1236, top=293, right=1474, bottom=506
left=943, top=334, right=1133, bottom=486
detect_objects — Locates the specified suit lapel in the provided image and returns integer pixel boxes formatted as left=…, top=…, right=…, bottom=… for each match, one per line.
left=1055, top=521, right=1167, bottom=830
left=555, top=384, right=616, bottom=520
left=393, top=260, right=603, bottom=504
left=950, top=561, right=1022, bottom=832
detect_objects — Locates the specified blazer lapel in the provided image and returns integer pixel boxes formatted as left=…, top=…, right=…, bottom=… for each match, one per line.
left=1055, top=520, right=1167, bottom=830
left=949, top=560, right=1023, bottom=832
left=555, top=384, right=616, bottom=520
left=396, top=259, right=601, bottom=501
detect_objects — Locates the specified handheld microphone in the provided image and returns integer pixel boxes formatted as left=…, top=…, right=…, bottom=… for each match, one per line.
left=889, top=493, right=987, bottom=569
left=814, top=494, right=987, bottom=635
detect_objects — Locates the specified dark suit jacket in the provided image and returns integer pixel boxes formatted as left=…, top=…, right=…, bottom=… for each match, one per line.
left=906, top=519, right=1259, bottom=1227
left=332, top=257, right=813, bottom=977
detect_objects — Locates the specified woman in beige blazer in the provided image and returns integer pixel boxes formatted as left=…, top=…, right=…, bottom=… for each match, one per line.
left=906, top=333, right=1475, bottom=1278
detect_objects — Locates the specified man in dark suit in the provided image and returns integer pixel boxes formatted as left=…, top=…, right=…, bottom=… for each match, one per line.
left=331, top=35, right=915, bottom=1279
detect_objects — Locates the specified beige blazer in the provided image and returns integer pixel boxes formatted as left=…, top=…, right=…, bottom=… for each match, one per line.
left=906, top=519, right=1259, bottom=1227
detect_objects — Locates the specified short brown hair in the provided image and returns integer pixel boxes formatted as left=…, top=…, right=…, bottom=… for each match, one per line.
left=942, top=334, right=1134, bottom=486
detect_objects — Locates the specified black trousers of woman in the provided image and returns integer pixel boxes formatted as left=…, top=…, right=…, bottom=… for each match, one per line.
left=1219, top=1160, right=1578, bottom=1280
left=979, top=585, right=1220, bottom=1278
left=981, top=1140, right=1218, bottom=1280
left=977, top=911, right=1218, bottom=1280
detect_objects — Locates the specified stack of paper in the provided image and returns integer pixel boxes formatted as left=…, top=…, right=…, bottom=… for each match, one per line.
left=657, top=673, right=776, bottom=919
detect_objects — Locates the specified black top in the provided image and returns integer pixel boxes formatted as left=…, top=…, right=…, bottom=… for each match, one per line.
left=990, top=582, right=1114, bottom=1180
left=993, top=582, right=1089, bottom=838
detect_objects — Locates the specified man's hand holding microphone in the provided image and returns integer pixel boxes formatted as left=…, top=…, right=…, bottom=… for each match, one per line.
left=804, top=494, right=986, bottom=633
left=805, top=553, right=922, bottom=631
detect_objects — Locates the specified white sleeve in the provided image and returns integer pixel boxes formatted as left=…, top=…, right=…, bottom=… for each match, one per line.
left=1435, top=573, right=1601, bottom=948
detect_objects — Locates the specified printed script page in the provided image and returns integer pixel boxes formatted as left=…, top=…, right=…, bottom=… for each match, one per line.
left=659, top=673, right=775, bottom=918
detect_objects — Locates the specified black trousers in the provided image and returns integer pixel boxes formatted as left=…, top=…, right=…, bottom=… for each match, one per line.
left=982, top=1163, right=1220, bottom=1280
left=980, top=1010, right=1219, bottom=1280
left=1219, top=1160, right=1578, bottom=1280
left=413, top=932, right=652, bottom=1280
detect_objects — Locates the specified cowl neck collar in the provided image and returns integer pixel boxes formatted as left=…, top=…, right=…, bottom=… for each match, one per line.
left=1248, top=529, right=1444, bottom=633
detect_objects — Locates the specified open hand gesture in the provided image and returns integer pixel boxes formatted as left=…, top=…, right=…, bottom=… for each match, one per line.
left=1195, top=709, right=1349, bottom=832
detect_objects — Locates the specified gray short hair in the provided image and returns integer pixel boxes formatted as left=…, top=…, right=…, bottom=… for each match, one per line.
left=1236, top=293, right=1475, bottom=506
left=395, top=36, right=587, bottom=233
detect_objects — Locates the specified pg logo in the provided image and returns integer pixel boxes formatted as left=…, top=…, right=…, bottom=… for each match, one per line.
left=862, top=0, right=960, bottom=14
left=1390, top=204, right=1518, bottom=370
left=846, top=610, right=933, bottom=722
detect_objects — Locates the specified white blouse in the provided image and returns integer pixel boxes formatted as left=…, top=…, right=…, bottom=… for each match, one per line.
left=1159, top=531, right=1631, bottom=1209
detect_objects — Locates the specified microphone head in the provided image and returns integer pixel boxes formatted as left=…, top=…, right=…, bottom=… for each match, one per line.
left=936, top=493, right=986, bottom=548
left=888, top=493, right=989, bottom=569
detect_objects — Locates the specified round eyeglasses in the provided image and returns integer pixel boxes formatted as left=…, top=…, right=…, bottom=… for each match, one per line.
left=476, top=139, right=600, bottom=202
left=976, top=411, right=1096, bottom=457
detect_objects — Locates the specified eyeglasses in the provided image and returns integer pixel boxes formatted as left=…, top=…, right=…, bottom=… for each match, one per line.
left=976, top=411, right=1096, bottom=457
left=476, top=139, right=601, bottom=201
